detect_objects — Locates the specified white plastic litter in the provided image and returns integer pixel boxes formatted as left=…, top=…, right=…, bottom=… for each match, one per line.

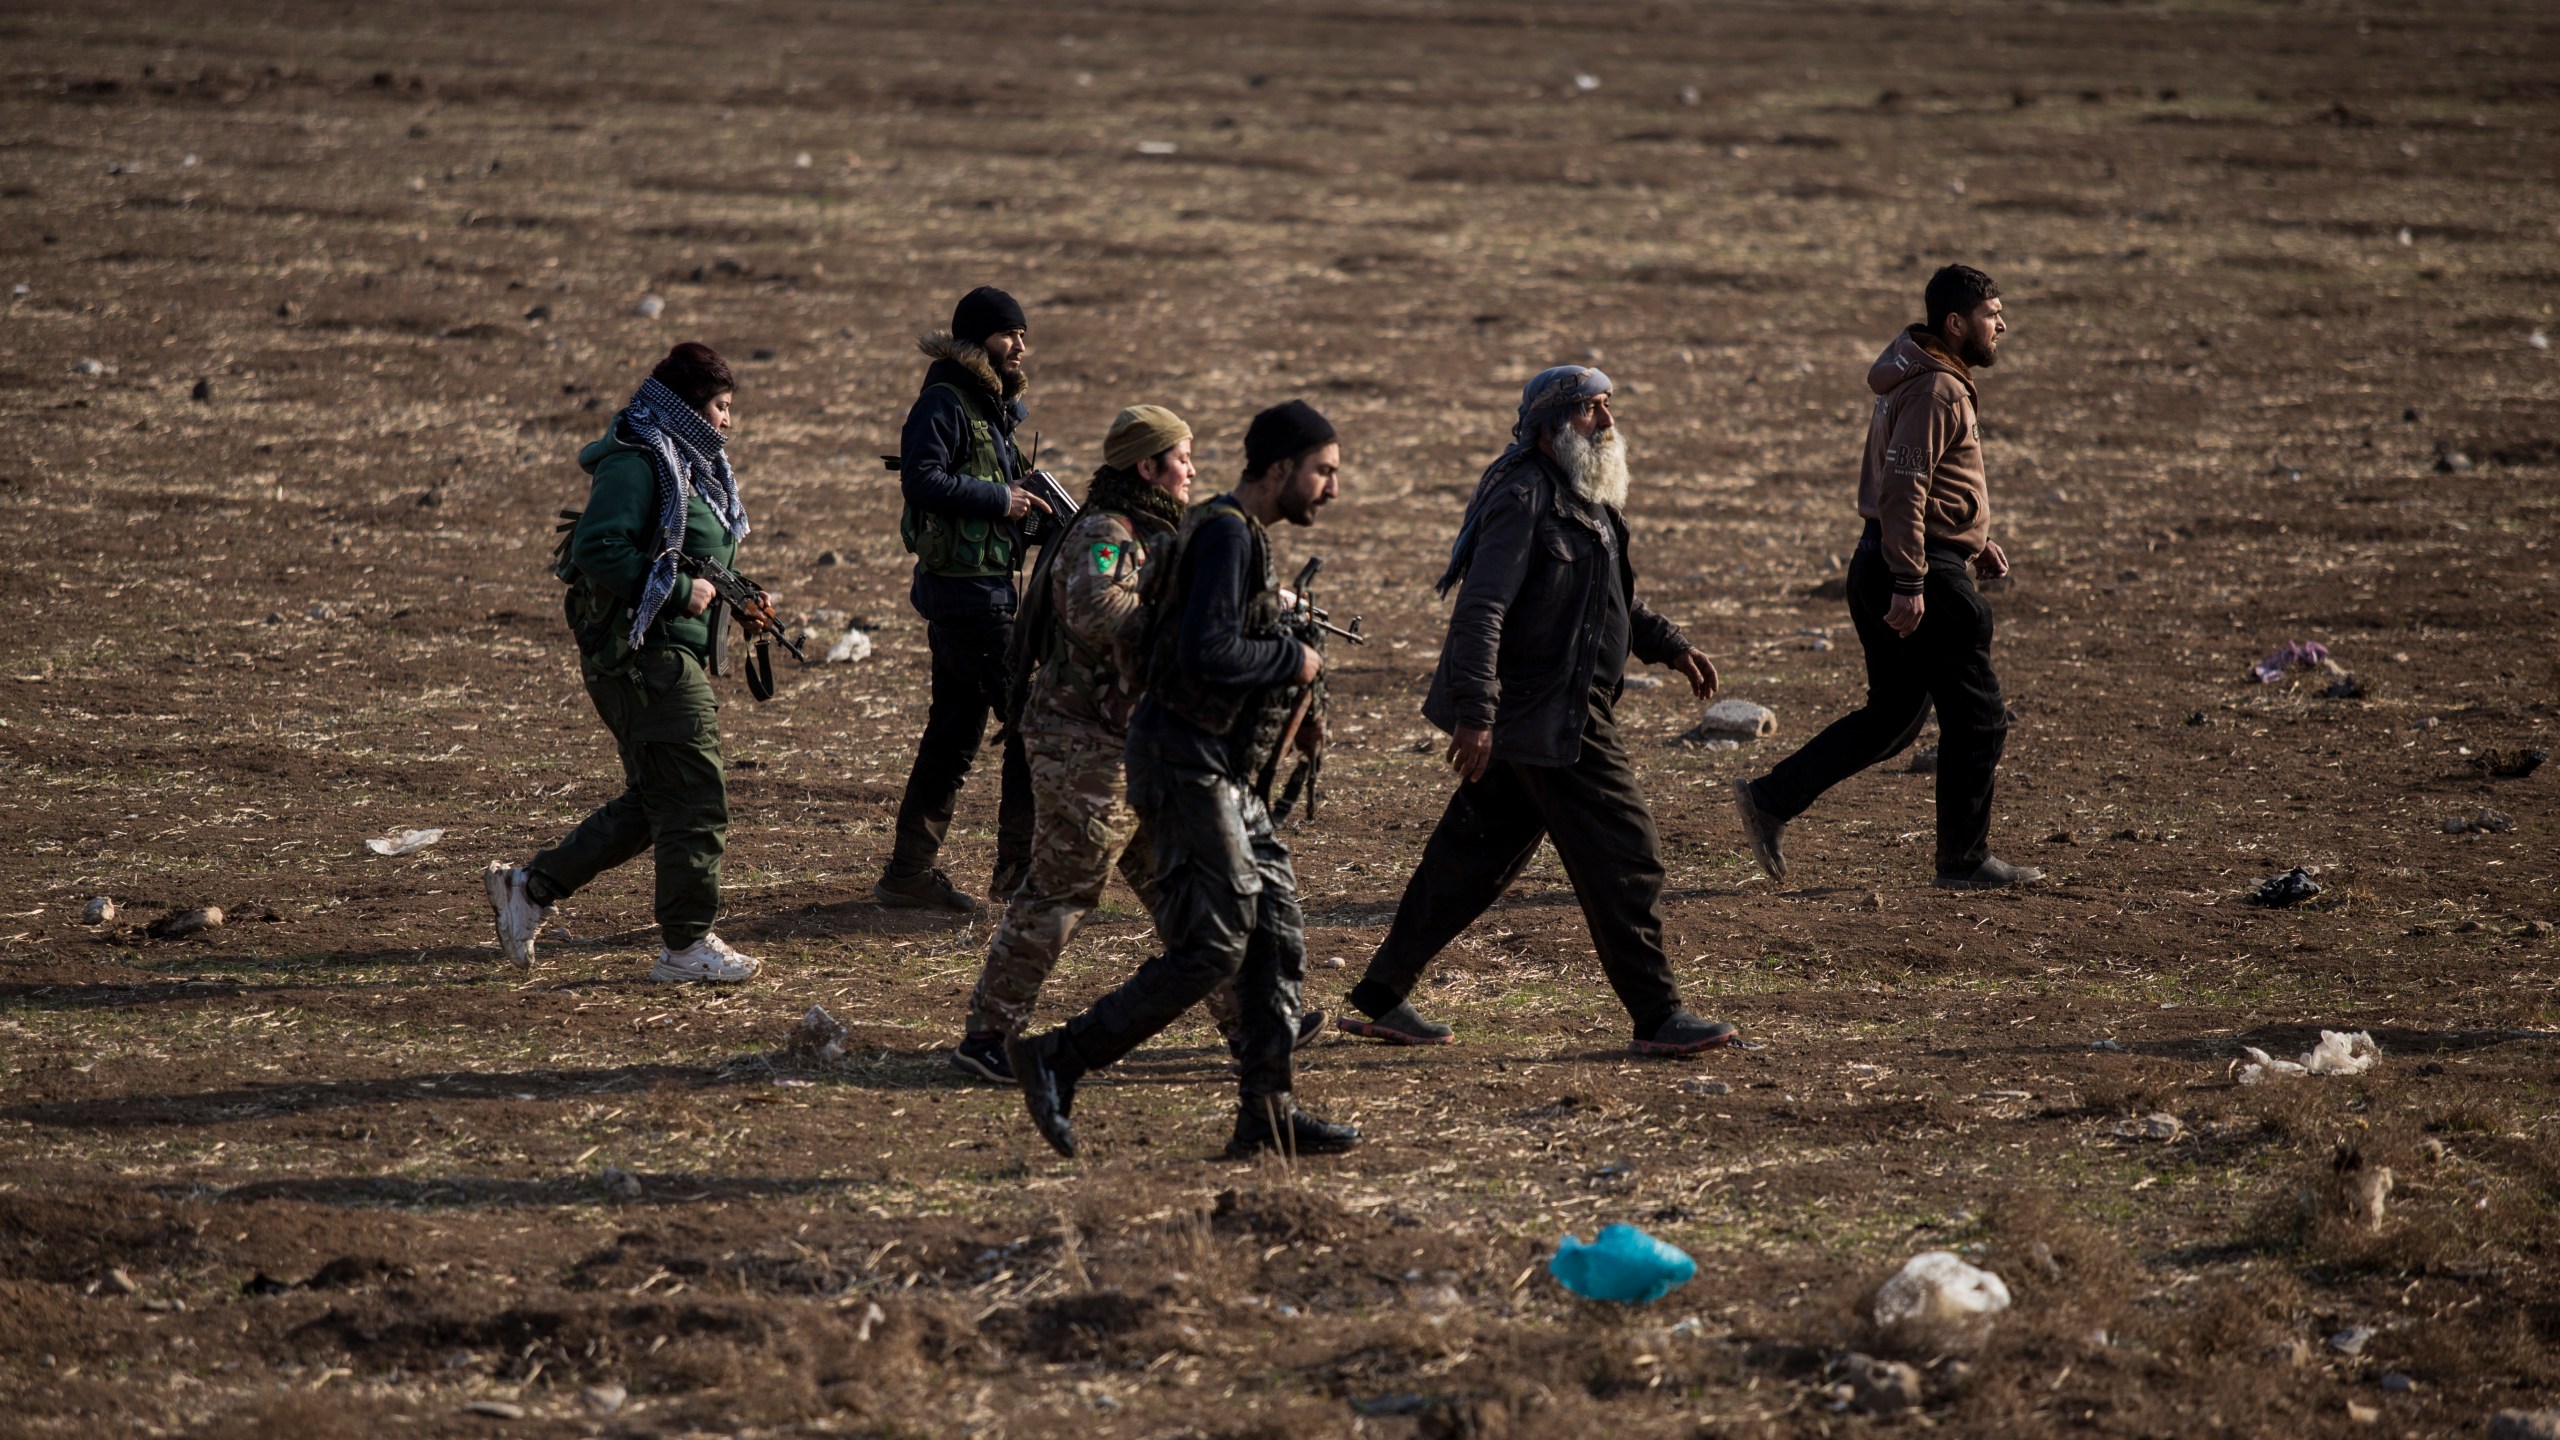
left=825, top=627, right=873, bottom=664
left=634, top=294, right=665, bottom=319
left=1872, top=1251, right=2012, bottom=1331
left=365, top=828, right=445, bottom=857
left=2235, top=1030, right=2379, bottom=1084
left=791, top=1004, right=849, bottom=1063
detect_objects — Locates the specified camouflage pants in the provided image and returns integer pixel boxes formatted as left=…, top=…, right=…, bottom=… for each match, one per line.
left=966, top=717, right=1241, bottom=1035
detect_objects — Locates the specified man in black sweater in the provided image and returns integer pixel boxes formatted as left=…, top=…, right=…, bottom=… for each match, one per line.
left=1009, top=401, right=1360, bottom=1160
left=876, top=287, right=1051, bottom=912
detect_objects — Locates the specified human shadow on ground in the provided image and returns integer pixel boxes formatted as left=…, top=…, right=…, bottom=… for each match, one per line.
left=4, top=1059, right=763, bottom=1130
left=152, top=1170, right=877, bottom=1209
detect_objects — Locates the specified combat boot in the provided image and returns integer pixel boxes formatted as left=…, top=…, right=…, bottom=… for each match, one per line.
left=874, top=865, right=979, bottom=912
left=1226, top=1094, right=1359, bottom=1159
left=1007, top=1029, right=1083, bottom=1158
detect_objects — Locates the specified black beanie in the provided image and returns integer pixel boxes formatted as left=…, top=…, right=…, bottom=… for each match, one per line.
left=950, top=286, right=1027, bottom=346
left=1244, top=399, right=1337, bottom=475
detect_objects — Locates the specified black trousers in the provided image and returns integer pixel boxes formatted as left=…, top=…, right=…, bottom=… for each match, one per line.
left=888, top=613, right=1034, bottom=879
left=1351, top=699, right=1684, bottom=1036
left=1062, top=754, right=1305, bottom=1102
left=1751, top=545, right=2007, bottom=873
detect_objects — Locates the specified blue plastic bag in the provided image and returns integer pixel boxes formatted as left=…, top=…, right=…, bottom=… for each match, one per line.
left=1548, top=1223, right=1697, bottom=1304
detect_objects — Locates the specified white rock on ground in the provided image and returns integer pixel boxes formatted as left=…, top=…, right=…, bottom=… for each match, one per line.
left=1685, top=699, right=1777, bottom=740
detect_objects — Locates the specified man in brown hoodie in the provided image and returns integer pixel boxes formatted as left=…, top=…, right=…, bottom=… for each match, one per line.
left=1732, top=265, right=2041, bottom=890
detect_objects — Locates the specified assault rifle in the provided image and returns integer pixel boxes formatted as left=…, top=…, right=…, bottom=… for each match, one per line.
left=1014, top=466, right=1079, bottom=553
left=1261, top=556, right=1367, bottom=825
left=681, top=553, right=806, bottom=702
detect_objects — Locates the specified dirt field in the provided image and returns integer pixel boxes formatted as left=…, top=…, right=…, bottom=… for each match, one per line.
left=3, top=0, right=2557, bottom=1434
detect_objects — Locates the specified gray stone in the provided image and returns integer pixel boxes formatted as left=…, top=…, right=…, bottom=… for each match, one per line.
left=1684, top=699, right=1776, bottom=740
left=2490, top=1411, right=2560, bottom=1440
left=81, top=897, right=117, bottom=925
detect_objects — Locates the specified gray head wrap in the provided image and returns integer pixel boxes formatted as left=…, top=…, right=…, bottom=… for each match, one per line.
left=1512, top=364, right=1613, bottom=440
left=1435, top=365, right=1616, bottom=595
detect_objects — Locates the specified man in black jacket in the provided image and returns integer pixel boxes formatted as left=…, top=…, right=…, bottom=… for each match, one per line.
left=875, top=287, right=1051, bottom=912
left=1009, top=401, right=1360, bottom=1160
left=1339, top=366, right=1745, bottom=1057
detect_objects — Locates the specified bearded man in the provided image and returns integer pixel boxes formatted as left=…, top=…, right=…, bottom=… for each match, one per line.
left=874, top=286, right=1047, bottom=912
left=1337, top=367, right=1745, bottom=1058
left=1732, top=265, right=2039, bottom=891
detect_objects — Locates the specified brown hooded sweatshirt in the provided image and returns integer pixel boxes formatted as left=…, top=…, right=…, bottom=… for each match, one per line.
left=1858, top=324, right=1988, bottom=595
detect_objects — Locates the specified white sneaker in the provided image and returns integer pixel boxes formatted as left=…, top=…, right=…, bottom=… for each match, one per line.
left=483, top=861, right=551, bottom=967
left=651, top=932, right=761, bottom=983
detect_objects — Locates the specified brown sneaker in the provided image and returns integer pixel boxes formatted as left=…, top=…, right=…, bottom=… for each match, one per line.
left=873, top=866, right=980, bottom=912
left=1732, top=778, right=1788, bottom=882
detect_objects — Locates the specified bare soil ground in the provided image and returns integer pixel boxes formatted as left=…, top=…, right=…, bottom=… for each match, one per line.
left=3, top=1, right=2557, bottom=1435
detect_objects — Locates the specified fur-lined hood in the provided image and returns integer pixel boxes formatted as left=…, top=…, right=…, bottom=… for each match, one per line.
left=917, top=330, right=1025, bottom=401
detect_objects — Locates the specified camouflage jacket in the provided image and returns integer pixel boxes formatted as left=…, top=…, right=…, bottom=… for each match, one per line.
left=1025, top=507, right=1164, bottom=735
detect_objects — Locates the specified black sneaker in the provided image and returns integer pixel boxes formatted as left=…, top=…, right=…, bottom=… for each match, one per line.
left=1337, top=1001, right=1455, bottom=1046
left=1732, top=778, right=1788, bottom=882
left=1226, top=1094, right=1360, bottom=1158
left=1631, top=1011, right=1742, bottom=1057
left=1006, top=1030, right=1081, bottom=1158
left=1932, top=856, right=2045, bottom=890
left=949, top=1031, right=1013, bottom=1083
left=1222, top=1009, right=1330, bottom=1061
left=874, top=866, right=980, bottom=912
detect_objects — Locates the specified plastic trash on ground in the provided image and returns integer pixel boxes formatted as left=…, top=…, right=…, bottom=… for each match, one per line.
left=825, top=627, right=873, bottom=664
left=2249, top=867, right=2320, bottom=907
left=367, top=828, right=445, bottom=856
left=1872, top=1251, right=2012, bottom=1330
left=1549, top=1223, right=1696, bottom=1304
left=2236, top=1029, right=2378, bottom=1084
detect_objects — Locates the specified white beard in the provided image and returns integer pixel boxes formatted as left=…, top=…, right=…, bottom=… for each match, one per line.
left=1552, top=423, right=1630, bottom=510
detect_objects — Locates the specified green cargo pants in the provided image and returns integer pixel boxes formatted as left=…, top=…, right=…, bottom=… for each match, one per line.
left=528, top=646, right=728, bottom=950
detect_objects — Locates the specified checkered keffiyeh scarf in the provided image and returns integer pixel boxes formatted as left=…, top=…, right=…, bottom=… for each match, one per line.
left=617, top=376, right=748, bottom=647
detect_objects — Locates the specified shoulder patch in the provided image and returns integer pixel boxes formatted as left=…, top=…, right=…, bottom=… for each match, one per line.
left=1089, top=540, right=1124, bottom=575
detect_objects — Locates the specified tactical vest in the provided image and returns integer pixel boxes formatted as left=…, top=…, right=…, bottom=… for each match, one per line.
left=1139, top=497, right=1294, bottom=768
left=899, top=380, right=1020, bottom=578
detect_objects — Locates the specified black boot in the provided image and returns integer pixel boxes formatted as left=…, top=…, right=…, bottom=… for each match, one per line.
left=1006, top=1030, right=1083, bottom=1158
left=1226, top=1093, right=1359, bottom=1159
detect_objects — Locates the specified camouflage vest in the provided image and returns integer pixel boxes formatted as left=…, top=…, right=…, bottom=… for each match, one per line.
left=1139, top=496, right=1293, bottom=768
left=899, top=381, right=1020, bottom=578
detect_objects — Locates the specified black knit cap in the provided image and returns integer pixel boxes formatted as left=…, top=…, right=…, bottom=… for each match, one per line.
left=950, top=286, right=1027, bottom=346
left=1244, top=399, right=1337, bottom=475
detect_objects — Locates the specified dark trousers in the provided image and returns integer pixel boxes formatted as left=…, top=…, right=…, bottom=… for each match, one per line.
left=1351, top=699, right=1683, bottom=1036
left=1062, top=755, right=1305, bottom=1102
left=529, top=648, right=728, bottom=950
left=888, top=613, right=1034, bottom=880
left=1751, top=545, right=2007, bottom=873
